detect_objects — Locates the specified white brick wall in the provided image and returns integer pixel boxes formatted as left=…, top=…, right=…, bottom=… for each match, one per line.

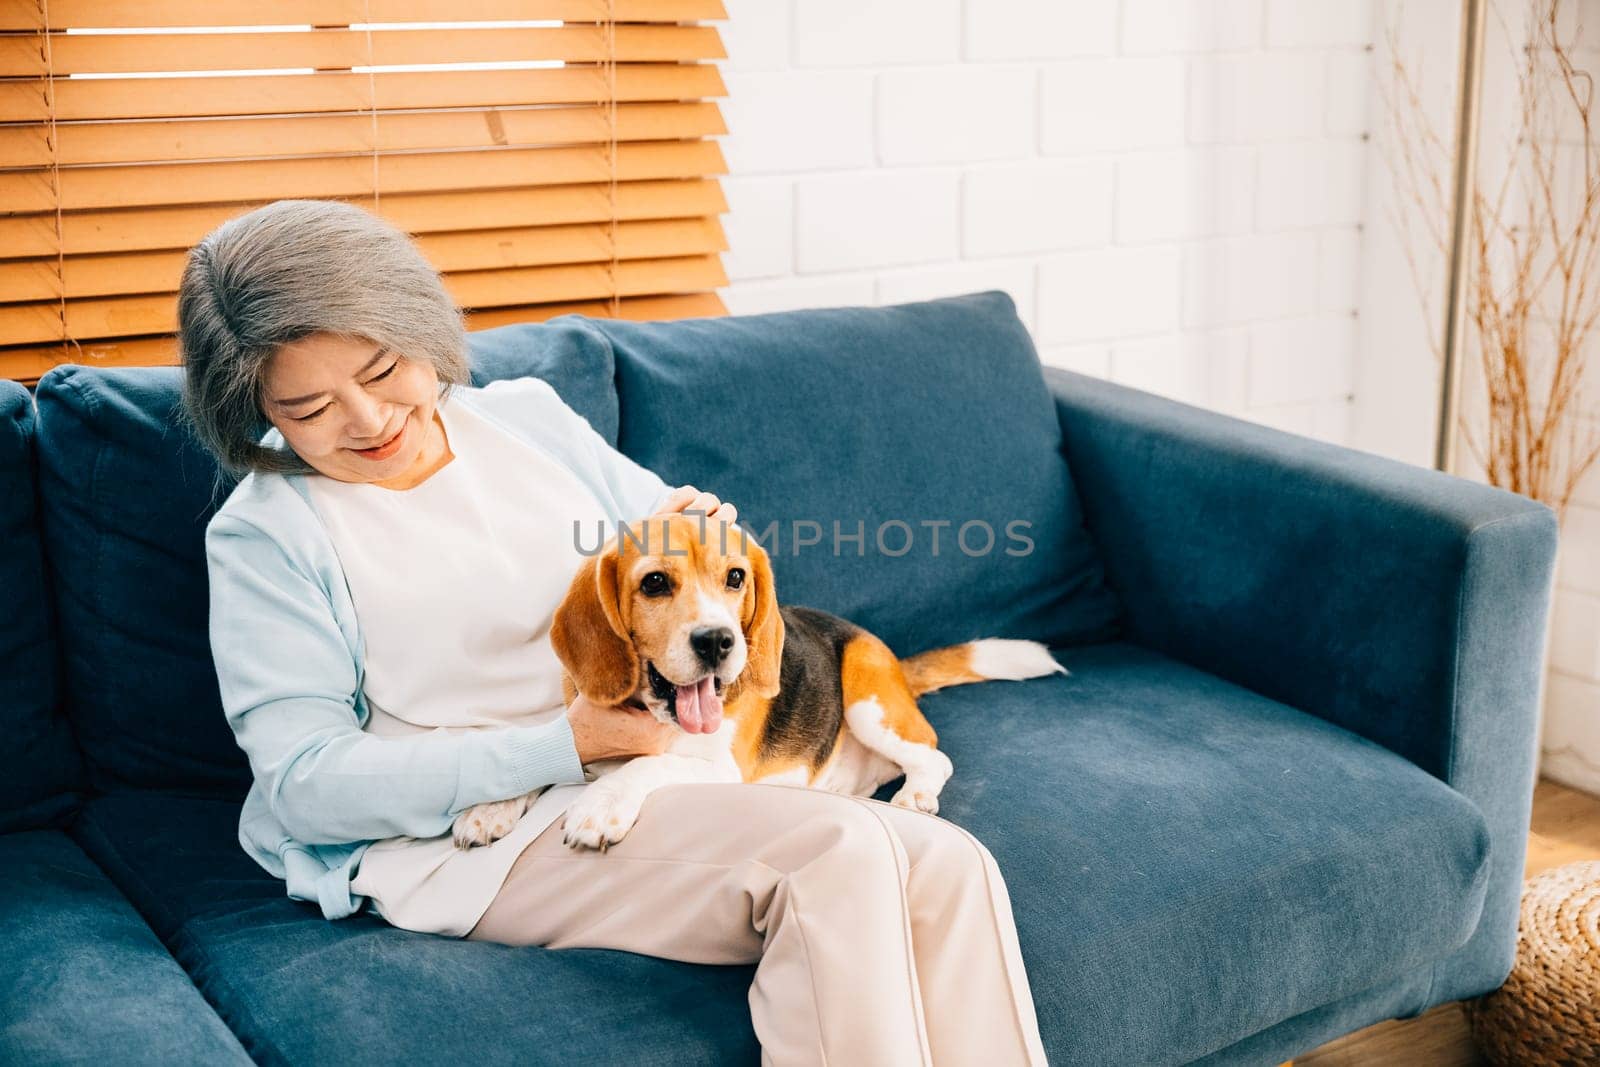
left=1122, top=0, right=1262, bottom=55
left=717, top=0, right=1370, bottom=443
left=1041, top=60, right=1190, bottom=152
left=878, top=67, right=1037, bottom=164
left=1357, top=1, right=1600, bottom=796
left=965, top=2, right=1119, bottom=60
left=963, top=160, right=1114, bottom=255
left=1188, top=53, right=1326, bottom=143
left=1544, top=30, right=1600, bottom=795
left=1115, top=146, right=1255, bottom=242
left=1550, top=469, right=1600, bottom=794
left=792, top=0, right=961, bottom=67
left=793, top=172, right=963, bottom=273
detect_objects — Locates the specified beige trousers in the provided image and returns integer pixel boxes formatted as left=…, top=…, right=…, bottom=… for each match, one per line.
left=466, top=782, right=1048, bottom=1067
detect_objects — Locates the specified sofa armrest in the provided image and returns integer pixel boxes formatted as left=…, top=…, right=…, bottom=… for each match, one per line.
left=1045, top=366, right=1560, bottom=1003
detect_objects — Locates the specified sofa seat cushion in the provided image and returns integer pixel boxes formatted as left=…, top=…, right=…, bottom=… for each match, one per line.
left=71, top=641, right=1490, bottom=1065
left=595, top=291, right=1124, bottom=656
left=920, top=641, right=1492, bottom=1064
left=29, top=330, right=619, bottom=796
left=0, top=380, right=84, bottom=834
left=0, top=830, right=250, bottom=1065
left=69, top=793, right=759, bottom=1065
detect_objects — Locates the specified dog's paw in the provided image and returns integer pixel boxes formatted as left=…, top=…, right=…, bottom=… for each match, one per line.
left=890, top=785, right=941, bottom=815
left=562, top=782, right=645, bottom=851
left=452, top=796, right=529, bottom=849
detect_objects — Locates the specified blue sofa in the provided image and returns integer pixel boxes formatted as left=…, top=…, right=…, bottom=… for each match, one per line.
left=0, top=290, right=1559, bottom=1065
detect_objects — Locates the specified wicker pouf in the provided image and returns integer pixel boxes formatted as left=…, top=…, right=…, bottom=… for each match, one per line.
left=1467, top=860, right=1600, bottom=1066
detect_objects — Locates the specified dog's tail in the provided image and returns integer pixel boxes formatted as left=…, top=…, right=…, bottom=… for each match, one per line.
left=897, top=638, right=1067, bottom=698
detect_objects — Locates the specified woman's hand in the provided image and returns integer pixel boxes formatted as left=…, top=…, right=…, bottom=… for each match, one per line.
left=566, top=693, right=677, bottom=762
left=652, top=484, right=737, bottom=527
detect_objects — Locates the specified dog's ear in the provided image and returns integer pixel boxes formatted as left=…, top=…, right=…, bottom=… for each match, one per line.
left=551, top=547, right=638, bottom=706
left=730, top=535, right=784, bottom=701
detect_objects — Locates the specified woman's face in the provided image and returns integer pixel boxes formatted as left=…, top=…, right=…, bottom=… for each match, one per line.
left=262, top=332, right=443, bottom=486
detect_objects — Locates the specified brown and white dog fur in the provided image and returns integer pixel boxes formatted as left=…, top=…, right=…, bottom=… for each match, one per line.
left=452, top=513, right=1067, bottom=851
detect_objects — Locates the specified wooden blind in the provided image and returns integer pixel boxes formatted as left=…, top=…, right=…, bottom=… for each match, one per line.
left=0, top=0, right=731, bottom=385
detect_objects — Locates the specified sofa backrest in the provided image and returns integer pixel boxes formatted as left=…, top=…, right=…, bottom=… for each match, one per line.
left=29, top=323, right=619, bottom=796
left=595, top=290, right=1123, bottom=655
left=0, top=379, right=86, bottom=832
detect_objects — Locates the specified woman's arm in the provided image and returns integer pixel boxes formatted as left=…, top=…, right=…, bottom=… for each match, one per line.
left=206, top=510, right=588, bottom=846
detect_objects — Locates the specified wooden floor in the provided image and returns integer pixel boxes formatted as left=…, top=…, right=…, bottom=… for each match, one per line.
left=1293, top=779, right=1600, bottom=1066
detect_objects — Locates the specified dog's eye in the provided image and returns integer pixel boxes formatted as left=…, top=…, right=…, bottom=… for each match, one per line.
left=640, top=571, right=671, bottom=597
left=726, top=567, right=745, bottom=590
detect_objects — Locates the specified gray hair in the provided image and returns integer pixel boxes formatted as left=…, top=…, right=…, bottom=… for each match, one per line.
left=175, top=198, right=470, bottom=482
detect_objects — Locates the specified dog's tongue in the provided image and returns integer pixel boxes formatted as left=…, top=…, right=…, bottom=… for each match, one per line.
left=675, top=675, right=723, bottom=734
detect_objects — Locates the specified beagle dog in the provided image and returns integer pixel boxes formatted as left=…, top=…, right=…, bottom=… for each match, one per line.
left=452, top=513, right=1066, bottom=851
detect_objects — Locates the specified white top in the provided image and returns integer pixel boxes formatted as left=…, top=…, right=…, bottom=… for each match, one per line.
left=307, top=391, right=602, bottom=937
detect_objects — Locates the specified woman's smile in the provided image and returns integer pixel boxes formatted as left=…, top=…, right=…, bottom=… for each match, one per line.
left=352, top=420, right=407, bottom=461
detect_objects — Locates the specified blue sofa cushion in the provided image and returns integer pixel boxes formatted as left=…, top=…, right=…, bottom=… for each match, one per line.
left=70, top=642, right=1490, bottom=1064
left=466, top=318, right=621, bottom=443
left=926, top=642, right=1491, bottom=1064
left=0, top=379, right=84, bottom=833
left=34, top=366, right=251, bottom=796
left=29, top=331, right=622, bottom=793
left=0, top=830, right=250, bottom=1065
left=69, top=794, right=760, bottom=1065
left=592, top=291, right=1123, bottom=655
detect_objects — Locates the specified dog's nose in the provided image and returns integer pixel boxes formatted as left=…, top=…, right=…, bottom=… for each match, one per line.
left=690, top=626, right=735, bottom=668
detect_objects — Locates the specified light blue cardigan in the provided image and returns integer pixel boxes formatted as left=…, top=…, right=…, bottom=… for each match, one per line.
left=204, top=376, right=673, bottom=921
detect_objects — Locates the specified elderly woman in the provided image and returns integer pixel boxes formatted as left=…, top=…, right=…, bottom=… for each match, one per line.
left=178, top=198, right=1046, bottom=1066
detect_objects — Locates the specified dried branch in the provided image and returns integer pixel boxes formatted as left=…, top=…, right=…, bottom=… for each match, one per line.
left=1384, top=0, right=1600, bottom=519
